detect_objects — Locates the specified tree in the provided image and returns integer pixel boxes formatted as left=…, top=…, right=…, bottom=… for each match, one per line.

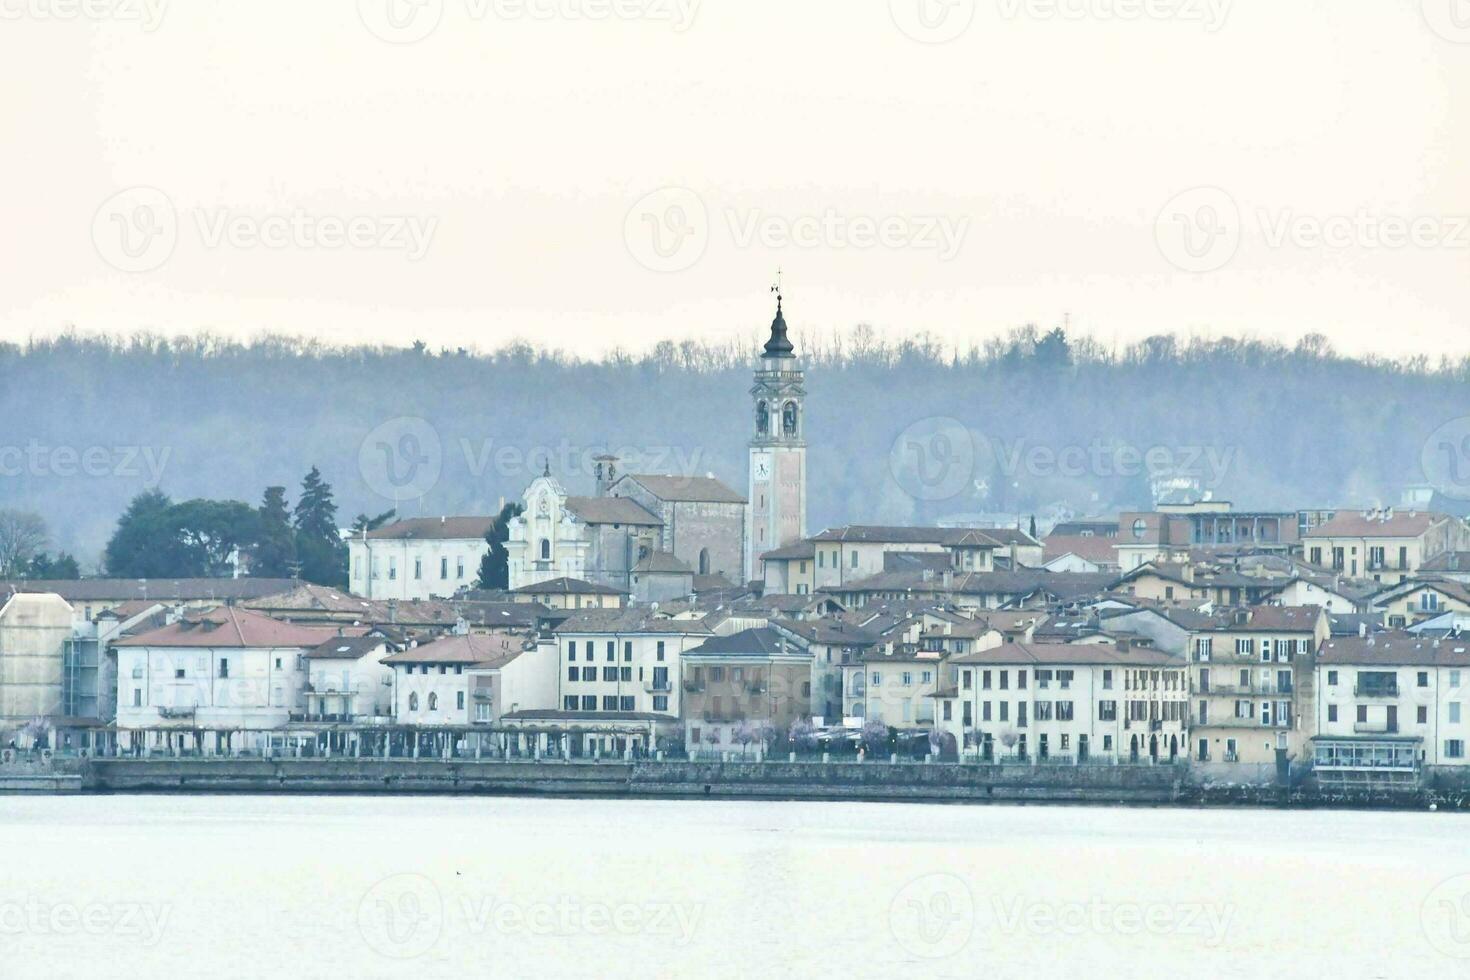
left=787, top=718, right=818, bottom=754
left=0, top=510, right=47, bottom=578
left=733, top=721, right=756, bottom=758
left=476, top=501, right=524, bottom=590
left=171, top=499, right=260, bottom=577
left=24, top=552, right=80, bottom=580
left=861, top=720, right=890, bottom=757
left=104, top=490, right=182, bottom=577
left=252, top=486, right=296, bottom=579
left=293, top=467, right=346, bottom=587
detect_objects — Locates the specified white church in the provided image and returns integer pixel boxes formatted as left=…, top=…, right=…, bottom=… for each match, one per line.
left=507, top=291, right=809, bottom=600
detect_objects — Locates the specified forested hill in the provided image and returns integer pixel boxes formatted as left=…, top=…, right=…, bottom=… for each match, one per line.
left=4, top=326, right=1469, bottom=567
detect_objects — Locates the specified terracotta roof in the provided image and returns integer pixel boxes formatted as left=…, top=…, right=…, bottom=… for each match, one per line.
left=563, top=496, right=663, bottom=526
left=1305, top=511, right=1447, bottom=539
left=0, top=577, right=297, bottom=603
left=115, top=606, right=338, bottom=648
left=306, top=636, right=388, bottom=660
left=361, top=517, right=495, bottom=540
left=381, top=632, right=529, bottom=668
left=1318, top=631, right=1470, bottom=666
left=553, top=608, right=713, bottom=635
left=512, top=577, right=626, bottom=596
left=760, top=540, right=817, bottom=561
left=1043, top=534, right=1119, bottom=564
left=684, top=628, right=806, bottom=658
left=950, top=641, right=1185, bottom=667
left=812, top=525, right=1004, bottom=547
left=621, top=474, right=746, bottom=504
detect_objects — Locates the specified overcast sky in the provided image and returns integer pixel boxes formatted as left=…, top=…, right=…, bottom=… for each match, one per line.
left=2, top=0, right=1467, bottom=357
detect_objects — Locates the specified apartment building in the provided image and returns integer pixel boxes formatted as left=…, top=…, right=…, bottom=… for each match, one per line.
left=1189, top=606, right=1330, bottom=765
left=681, top=627, right=812, bottom=751
left=933, top=641, right=1190, bottom=763
left=1303, top=509, right=1468, bottom=585
left=384, top=631, right=552, bottom=726
left=551, top=609, right=711, bottom=720
left=1312, top=632, right=1470, bottom=780
left=348, top=516, right=495, bottom=601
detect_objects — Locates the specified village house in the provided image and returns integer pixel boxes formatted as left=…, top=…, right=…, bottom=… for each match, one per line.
left=681, top=627, right=812, bottom=755
left=302, top=635, right=395, bottom=724
left=509, top=576, right=627, bottom=610
left=1369, top=578, right=1470, bottom=628
left=383, top=631, right=552, bottom=727
left=933, top=641, right=1190, bottom=763
left=1115, top=502, right=1303, bottom=571
left=1311, top=631, right=1470, bottom=783
left=347, top=516, right=495, bottom=601
left=1188, top=605, right=1330, bottom=766
left=1303, top=508, right=1469, bottom=585
left=113, top=606, right=340, bottom=753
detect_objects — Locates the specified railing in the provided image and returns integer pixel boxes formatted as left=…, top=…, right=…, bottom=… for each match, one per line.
left=1354, top=683, right=1399, bottom=698
left=1353, top=721, right=1398, bottom=734
left=646, top=680, right=673, bottom=693
left=682, top=680, right=704, bottom=693
left=157, top=707, right=196, bottom=719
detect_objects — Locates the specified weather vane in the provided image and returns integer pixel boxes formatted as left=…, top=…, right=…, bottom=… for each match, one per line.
left=770, top=267, right=783, bottom=303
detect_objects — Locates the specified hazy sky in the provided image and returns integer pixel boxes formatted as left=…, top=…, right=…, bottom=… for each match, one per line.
left=2, top=0, right=1468, bottom=357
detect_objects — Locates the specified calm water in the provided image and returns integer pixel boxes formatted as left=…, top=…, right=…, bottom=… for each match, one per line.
left=2, top=794, right=1469, bottom=978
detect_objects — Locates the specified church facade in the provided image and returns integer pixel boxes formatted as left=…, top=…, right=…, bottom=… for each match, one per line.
left=507, top=291, right=809, bottom=597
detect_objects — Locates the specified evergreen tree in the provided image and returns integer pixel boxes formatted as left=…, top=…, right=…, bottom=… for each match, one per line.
left=23, top=552, right=81, bottom=580
left=475, top=501, right=524, bottom=590
left=104, top=490, right=183, bottom=577
left=293, top=466, right=346, bottom=586
left=252, top=486, right=296, bottom=578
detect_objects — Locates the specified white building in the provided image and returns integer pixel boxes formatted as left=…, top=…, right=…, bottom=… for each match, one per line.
left=384, top=631, right=554, bottom=726
left=303, top=635, right=395, bottom=723
left=348, top=516, right=495, bottom=601
left=934, top=641, right=1190, bottom=763
left=1312, top=631, right=1470, bottom=778
left=113, top=606, right=337, bottom=746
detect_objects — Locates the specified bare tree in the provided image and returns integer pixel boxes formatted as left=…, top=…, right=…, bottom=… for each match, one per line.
left=0, top=510, right=47, bottom=578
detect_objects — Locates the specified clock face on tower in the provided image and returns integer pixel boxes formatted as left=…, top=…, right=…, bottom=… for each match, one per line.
left=752, top=455, right=772, bottom=481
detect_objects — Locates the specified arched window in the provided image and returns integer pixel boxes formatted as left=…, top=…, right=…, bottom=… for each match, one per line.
left=428, top=693, right=438, bottom=712
left=408, top=693, right=419, bottom=711
left=698, top=548, right=711, bottom=576
left=782, top=401, right=798, bottom=437
left=540, top=538, right=551, bottom=561
left=755, top=400, right=769, bottom=436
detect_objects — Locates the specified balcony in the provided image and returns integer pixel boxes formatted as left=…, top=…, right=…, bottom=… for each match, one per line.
left=747, top=683, right=767, bottom=695
left=646, top=680, right=672, bottom=693
left=1354, top=720, right=1399, bottom=734
left=682, top=680, right=704, bottom=693
left=157, top=706, right=196, bottom=720
left=1354, top=682, right=1399, bottom=698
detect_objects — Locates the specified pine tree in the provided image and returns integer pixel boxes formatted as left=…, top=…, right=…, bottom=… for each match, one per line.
left=292, top=467, right=346, bottom=586
left=476, top=501, right=524, bottom=590
left=252, top=486, right=296, bottom=578
left=103, top=490, right=179, bottom=577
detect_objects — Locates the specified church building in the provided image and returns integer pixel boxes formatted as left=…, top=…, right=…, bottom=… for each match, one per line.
left=746, top=290, right=808, bottom=582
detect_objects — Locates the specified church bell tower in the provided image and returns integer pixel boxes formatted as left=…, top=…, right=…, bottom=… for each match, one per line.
left=746, top=285, right=808, bottom=583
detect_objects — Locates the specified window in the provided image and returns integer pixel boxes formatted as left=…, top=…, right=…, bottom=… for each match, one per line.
left=457, top=692, right=465, bottom=710
left=413, top=558, right=422, bottom=580
left=1056, top=701, right=1074, bottom=722
left=408, top=693, right=419, bottom=711
left=1422, top=592, right=1441, bottom=612
left=1327, top=704, right=1338, bottom=722
left=653, top=695, right=668, bottom=712
left=1195, top=638, right=1212, bottom=662
left=603, top=667, right=617, bottom=682
left=1418, top=671, right=1430, bottom=688
left=427, top=693, right=438, bottom=711
left=851, top=551, right=859, bottom=568
left=218, top=658, right=229, bottom=679
left=1000, top=671, right=1009, bottom=690
left=1236, top=638, right=1254, bottom=657
left=1452, top=702, right=1463, bottom=724
left=943, top=701, right=952, bottom=722
left=388, top=558, right=397, bottom=580
left=1448, top=740, right=1466, bottom=759
left=981, top=701, right=991, bottom=722
left=456, top=558, right=465, bottom=579
left=871, top=672, right=880, bottom=686
left=1098, top=700, right=1117, bottom=721
left=1418, top=706, right=1428, bottom=724
left=1357, top=705, right=1368, bottom=723
left=582, top=695, right=597, bottom=711
left=1102, top=669, right=1113, bottom=690
left=902, top=672, right=913, bottom=686
left=132, top=689, right=142, bottom=707
left=982, top=670, right=992, bottom=690
left=1018, top=672, right=1028, bottom=690
left=606, top=642, right=615, bottom=662
left=564, top=695, right=578, bottom=710
left=175, top=668, right=185, bottom=679
left=1327, top=670, right=1338, bottom=686
left=568, top=667, right=578, bottom=682
left=1034, top=701, right=1053, bottom=721
left=962, top=670, right=973, bottom=690
left=657, top=641, right=665, bottom=661
left=602, top=695, right=618, bottom=711
left=620, top=667, right=632, bottom=682
left=620, top=696, right=635, bottom=711
left=441, top=557, right=448, bottom=579
left=582, top=667, right=595, bottom=681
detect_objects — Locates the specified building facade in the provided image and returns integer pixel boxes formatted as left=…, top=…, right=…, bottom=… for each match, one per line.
left=348, top=517, right=495, bottom=601
left=747, top=294, right=808, bottom=583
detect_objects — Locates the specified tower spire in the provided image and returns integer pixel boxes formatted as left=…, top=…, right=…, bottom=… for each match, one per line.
left=763, top=271, right=795, bottom=358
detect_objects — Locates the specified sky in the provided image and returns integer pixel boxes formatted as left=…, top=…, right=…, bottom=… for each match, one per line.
left=1, top=0, right=1468, bottom=358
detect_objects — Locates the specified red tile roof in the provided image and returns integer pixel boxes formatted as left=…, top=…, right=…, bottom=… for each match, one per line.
left=114, top=606, right=340, bottom=648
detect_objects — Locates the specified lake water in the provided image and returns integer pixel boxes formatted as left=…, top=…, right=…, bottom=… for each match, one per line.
left=2, top=794, right=1469, bottom=978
